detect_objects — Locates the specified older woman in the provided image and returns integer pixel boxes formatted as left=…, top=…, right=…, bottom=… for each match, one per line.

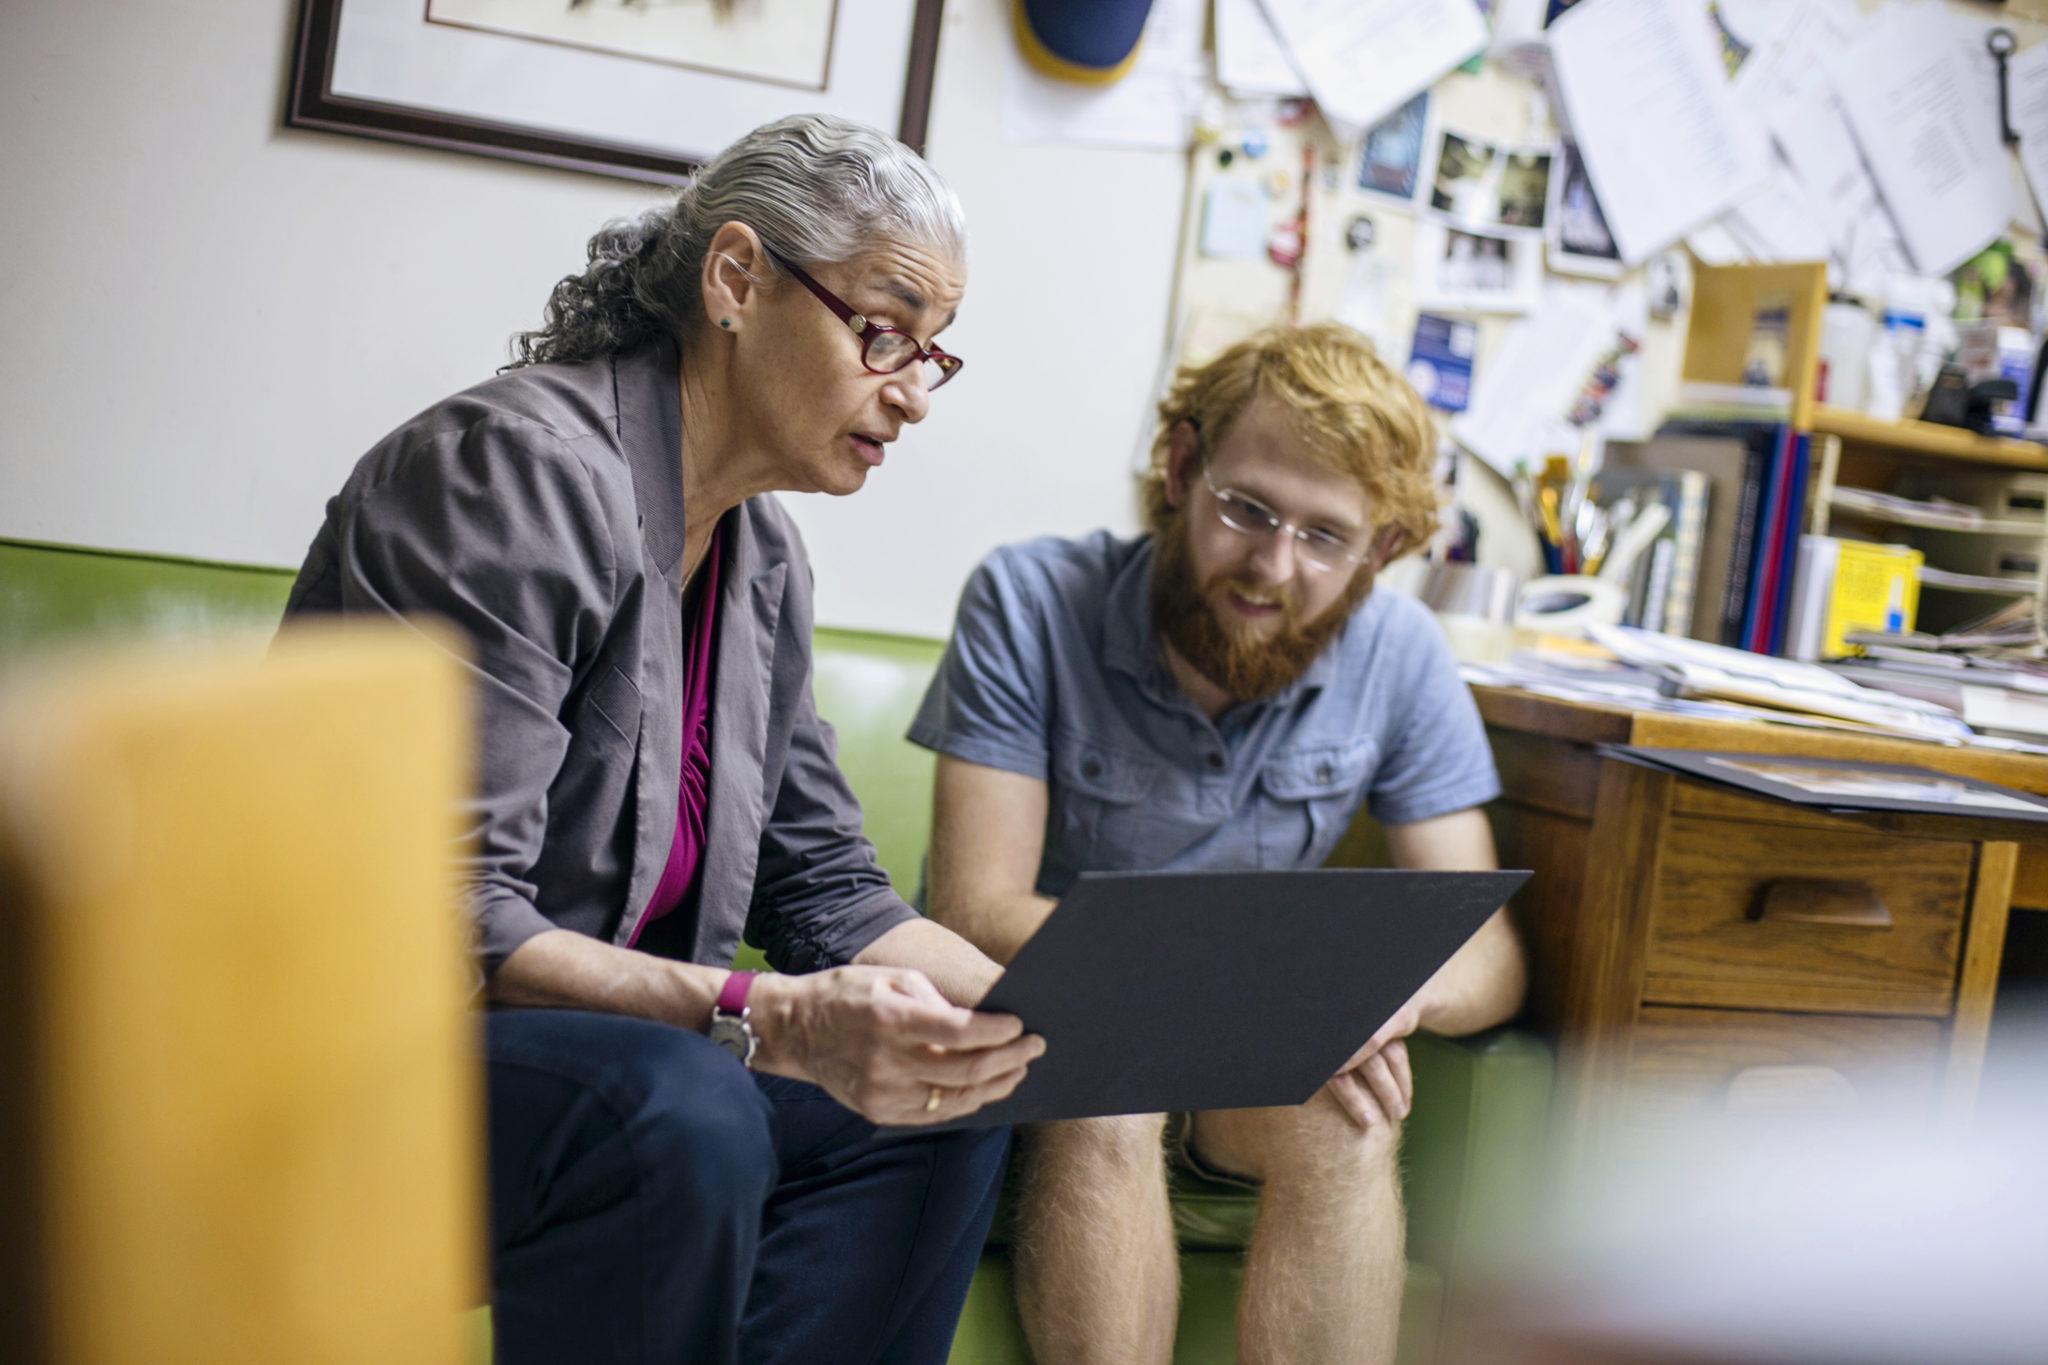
left=282, top=116, right=1039, bottom=1365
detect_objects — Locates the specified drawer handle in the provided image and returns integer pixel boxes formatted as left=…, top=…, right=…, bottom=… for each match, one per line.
left=1750, top=877, right=1893, bottom=929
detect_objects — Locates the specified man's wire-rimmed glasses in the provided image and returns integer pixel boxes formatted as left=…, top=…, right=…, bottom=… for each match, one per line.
left=1200, top=467, right=1370, bottom=574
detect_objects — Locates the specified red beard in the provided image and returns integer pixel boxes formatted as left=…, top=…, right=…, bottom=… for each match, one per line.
left=1150, top=512, right=1372, bottom=704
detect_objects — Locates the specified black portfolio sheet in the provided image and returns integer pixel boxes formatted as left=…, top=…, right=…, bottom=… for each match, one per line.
left=1600, top=745, right=2048, bottom=825
left=910, top=867, right=1529, bottom=1131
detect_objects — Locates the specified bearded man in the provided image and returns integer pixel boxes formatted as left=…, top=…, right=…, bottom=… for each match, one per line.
left=907, top=322, right=1526, bottom=1365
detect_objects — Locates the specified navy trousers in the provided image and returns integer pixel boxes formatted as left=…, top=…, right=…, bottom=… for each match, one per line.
left=484, top=1008, right=1009, bottom=1365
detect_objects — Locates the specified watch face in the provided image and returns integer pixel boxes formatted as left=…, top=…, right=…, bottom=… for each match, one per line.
left=708, top=1014, right=755, bottom=1066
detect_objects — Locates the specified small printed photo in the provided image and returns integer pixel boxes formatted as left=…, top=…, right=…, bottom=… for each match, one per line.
left=1358, top=90, right=1431, bottom=203
left=1951, top=237, right=2043, bottom=329
left=1415, top=222, right=1542, bottom=314
left=1545, top=141, right=1621, bottom=278
left=1424, top=129, right=1553, bottom=237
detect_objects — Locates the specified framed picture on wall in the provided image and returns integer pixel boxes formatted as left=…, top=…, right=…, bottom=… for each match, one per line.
left=286, top=0, right=945, bottom=185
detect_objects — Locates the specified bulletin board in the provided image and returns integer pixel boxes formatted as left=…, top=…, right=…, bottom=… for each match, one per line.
left=1155, top=0, right=2048, bottom=576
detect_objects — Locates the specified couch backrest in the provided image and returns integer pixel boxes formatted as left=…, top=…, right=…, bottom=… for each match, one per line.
left=0, top=538, right=945, bottom=896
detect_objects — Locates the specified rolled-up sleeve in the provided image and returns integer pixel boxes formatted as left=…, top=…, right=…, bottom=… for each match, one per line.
left=1367, top=606, right=1501, bottom=827
left=327, top=417, right=618, bottom=976
left=907, top=553, right=1052, bottom=779
left=744, top=652, right=917, bottom=974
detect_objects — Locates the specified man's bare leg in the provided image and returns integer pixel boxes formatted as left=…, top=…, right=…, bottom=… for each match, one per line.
left=1190, top=1094, right=1405, bottom=1365
left=1013, top=1113, right=1179, bottom=1365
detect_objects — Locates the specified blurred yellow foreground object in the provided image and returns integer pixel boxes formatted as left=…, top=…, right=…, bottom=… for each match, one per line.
left=0, top=623, right=482, bottom=1364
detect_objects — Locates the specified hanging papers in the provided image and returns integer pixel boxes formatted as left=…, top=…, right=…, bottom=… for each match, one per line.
left=1549, top=0, right=1772, bottom=265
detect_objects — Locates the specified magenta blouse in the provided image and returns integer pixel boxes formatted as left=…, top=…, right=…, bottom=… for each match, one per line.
left=628, top=527, right=722, bottom=946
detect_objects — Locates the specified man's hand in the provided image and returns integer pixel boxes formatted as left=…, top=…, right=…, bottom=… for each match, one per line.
left=748, top=966, right=1044, bottom=1127
left=1324, top=997, right=1422, bottom=1132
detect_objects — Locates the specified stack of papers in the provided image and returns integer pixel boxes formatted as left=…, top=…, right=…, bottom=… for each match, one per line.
left=1825, top=488, right=2044, bottom=535
left=1586, top=624, right=1975, bottom=742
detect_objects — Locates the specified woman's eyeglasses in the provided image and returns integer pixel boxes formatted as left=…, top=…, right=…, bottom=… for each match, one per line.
left=764, top=245, right=963, bottom=391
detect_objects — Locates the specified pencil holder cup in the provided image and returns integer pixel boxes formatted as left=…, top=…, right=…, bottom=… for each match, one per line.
left=1515, top=575, right=1628, bottom=637
left=1419, top=562, right=1522, bottom=622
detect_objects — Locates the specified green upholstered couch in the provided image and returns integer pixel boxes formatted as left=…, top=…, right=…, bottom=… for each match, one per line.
left=0, top=536, right=1553, bottom=1364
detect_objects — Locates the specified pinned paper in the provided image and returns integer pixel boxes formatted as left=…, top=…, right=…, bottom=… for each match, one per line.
left=1407, top=314, right=1479, bottom=414
left=1826, top=4, right=2012, bottom=276
left=1201, top=180, right=1272, bottom=260
left=1004, top=0, right=1206, bottom=149
left=1215, top=0, right=1308, bottom=96
left=1549, top=0, right=1772, bottom=263
left=1256, top=0, right=1487, bottom=139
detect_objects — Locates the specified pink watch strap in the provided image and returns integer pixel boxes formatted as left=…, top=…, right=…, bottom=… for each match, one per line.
left=716, top=970, right=756, bottom=1016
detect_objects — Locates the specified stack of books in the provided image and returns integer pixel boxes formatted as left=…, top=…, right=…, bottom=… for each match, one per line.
left=1606, top=383, right=1809, bottom=654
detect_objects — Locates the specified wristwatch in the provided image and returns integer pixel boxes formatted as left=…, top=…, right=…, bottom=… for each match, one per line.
left=708, top=970, right=759, bottom=1067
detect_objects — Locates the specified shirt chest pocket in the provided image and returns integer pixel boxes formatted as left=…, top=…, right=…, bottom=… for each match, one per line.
left=1048, top=735, right=1162, bottom=870
left=1255, top=738, right=1378, bottom=868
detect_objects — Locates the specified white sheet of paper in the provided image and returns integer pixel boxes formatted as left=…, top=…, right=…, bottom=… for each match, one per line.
left=1256, top=0, right=1486, bottom=139
left=1766, top=71, right=1881, bottom=259
left=1725, top=158, right=1833, bottom=265
left=1216, top=0, right=1307, bottom=97
left=1201, top=180, right=1273, bottom=259
left=1729, top=0, right=1862, bottom=107
left=1826, top=3, right=2012, bottom=276
left=1449, top=286, right=1614, bottom=478
left=1548, top=0, right=1772, bottom=265
left=1003, top=0, right=1206, bottom=150
left=2009, top=39, right=2048, bottom=226
left=1686, top=221, right=1749, bottom=267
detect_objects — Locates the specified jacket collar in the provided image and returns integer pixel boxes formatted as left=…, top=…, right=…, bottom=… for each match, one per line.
left=612, top=337, right=687, bottom=580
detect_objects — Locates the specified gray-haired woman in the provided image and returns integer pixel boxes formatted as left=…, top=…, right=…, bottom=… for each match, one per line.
left=282, top=115, right=1039, bottom=1365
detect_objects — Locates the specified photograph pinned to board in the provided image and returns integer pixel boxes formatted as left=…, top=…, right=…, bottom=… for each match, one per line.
left=1416, top=221, right=1543, bottom=314
left=1407, top=313, right=1480, bottom=413
left=1545, top=141, right=1622, bottom=278
left=1600, top=746, right=2048, bottom=825
left=1357, top=90, right=1432, bottom=204
left=1422, top=128, right=1554, bottom=236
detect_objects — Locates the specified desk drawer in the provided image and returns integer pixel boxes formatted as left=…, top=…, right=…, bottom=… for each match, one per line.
left=1616, top=1006, right=1944, bottom=1132
left=1643, top=815, right=1971, bottom=1016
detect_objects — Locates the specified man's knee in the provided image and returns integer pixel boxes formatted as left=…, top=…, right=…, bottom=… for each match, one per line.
left=1025, top=1112, right=1169, bottom=1177
left=1268, top=1096, right=1402, bottom=1192
left=1202, top=1097, right=1402, bottom=1194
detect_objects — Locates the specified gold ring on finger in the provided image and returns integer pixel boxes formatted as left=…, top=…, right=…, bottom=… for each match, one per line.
left=925, top=1085, right=944, bottom=1113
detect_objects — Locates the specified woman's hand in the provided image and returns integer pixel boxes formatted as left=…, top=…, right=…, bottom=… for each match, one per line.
left=747, top=967, right=1044, bottom=1126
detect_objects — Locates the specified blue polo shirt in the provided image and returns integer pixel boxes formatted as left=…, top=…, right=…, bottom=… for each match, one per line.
left=908, top=531, right=1501, bottom=899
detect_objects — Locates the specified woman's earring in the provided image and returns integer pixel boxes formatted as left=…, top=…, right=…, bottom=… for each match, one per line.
left=719, top=318, right=732, bottom=329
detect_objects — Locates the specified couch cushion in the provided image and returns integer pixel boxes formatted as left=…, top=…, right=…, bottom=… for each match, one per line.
left=810, top=628, right=944, bottom=895
left=0, top=538, right=293, bottom=662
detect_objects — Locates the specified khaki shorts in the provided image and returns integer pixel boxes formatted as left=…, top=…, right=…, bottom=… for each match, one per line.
left=1166, top=1112, right=1261, bottom=1191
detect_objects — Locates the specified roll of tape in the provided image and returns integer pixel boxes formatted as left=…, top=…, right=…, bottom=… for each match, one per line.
left=1514, top=575, right=1628, bottom=637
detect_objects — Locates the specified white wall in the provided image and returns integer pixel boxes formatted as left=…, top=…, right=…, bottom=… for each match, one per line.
left=0, top=1, right=1177, bottom=637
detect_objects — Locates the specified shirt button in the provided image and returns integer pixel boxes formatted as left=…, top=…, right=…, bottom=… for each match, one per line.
left=1205, top=752, right=1226, bottom=771
left=1082, top=758, right=1103, bottom=779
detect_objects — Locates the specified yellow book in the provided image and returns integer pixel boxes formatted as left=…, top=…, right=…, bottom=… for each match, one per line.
left=1826, top=539, right=1922, bottom=658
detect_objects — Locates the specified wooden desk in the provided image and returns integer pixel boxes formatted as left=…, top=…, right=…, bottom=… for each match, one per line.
left=1475, top=685, right=2048, bottom=1152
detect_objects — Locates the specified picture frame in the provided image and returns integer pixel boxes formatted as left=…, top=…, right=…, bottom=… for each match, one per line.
left=286, top=0, right=945, bottom=186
